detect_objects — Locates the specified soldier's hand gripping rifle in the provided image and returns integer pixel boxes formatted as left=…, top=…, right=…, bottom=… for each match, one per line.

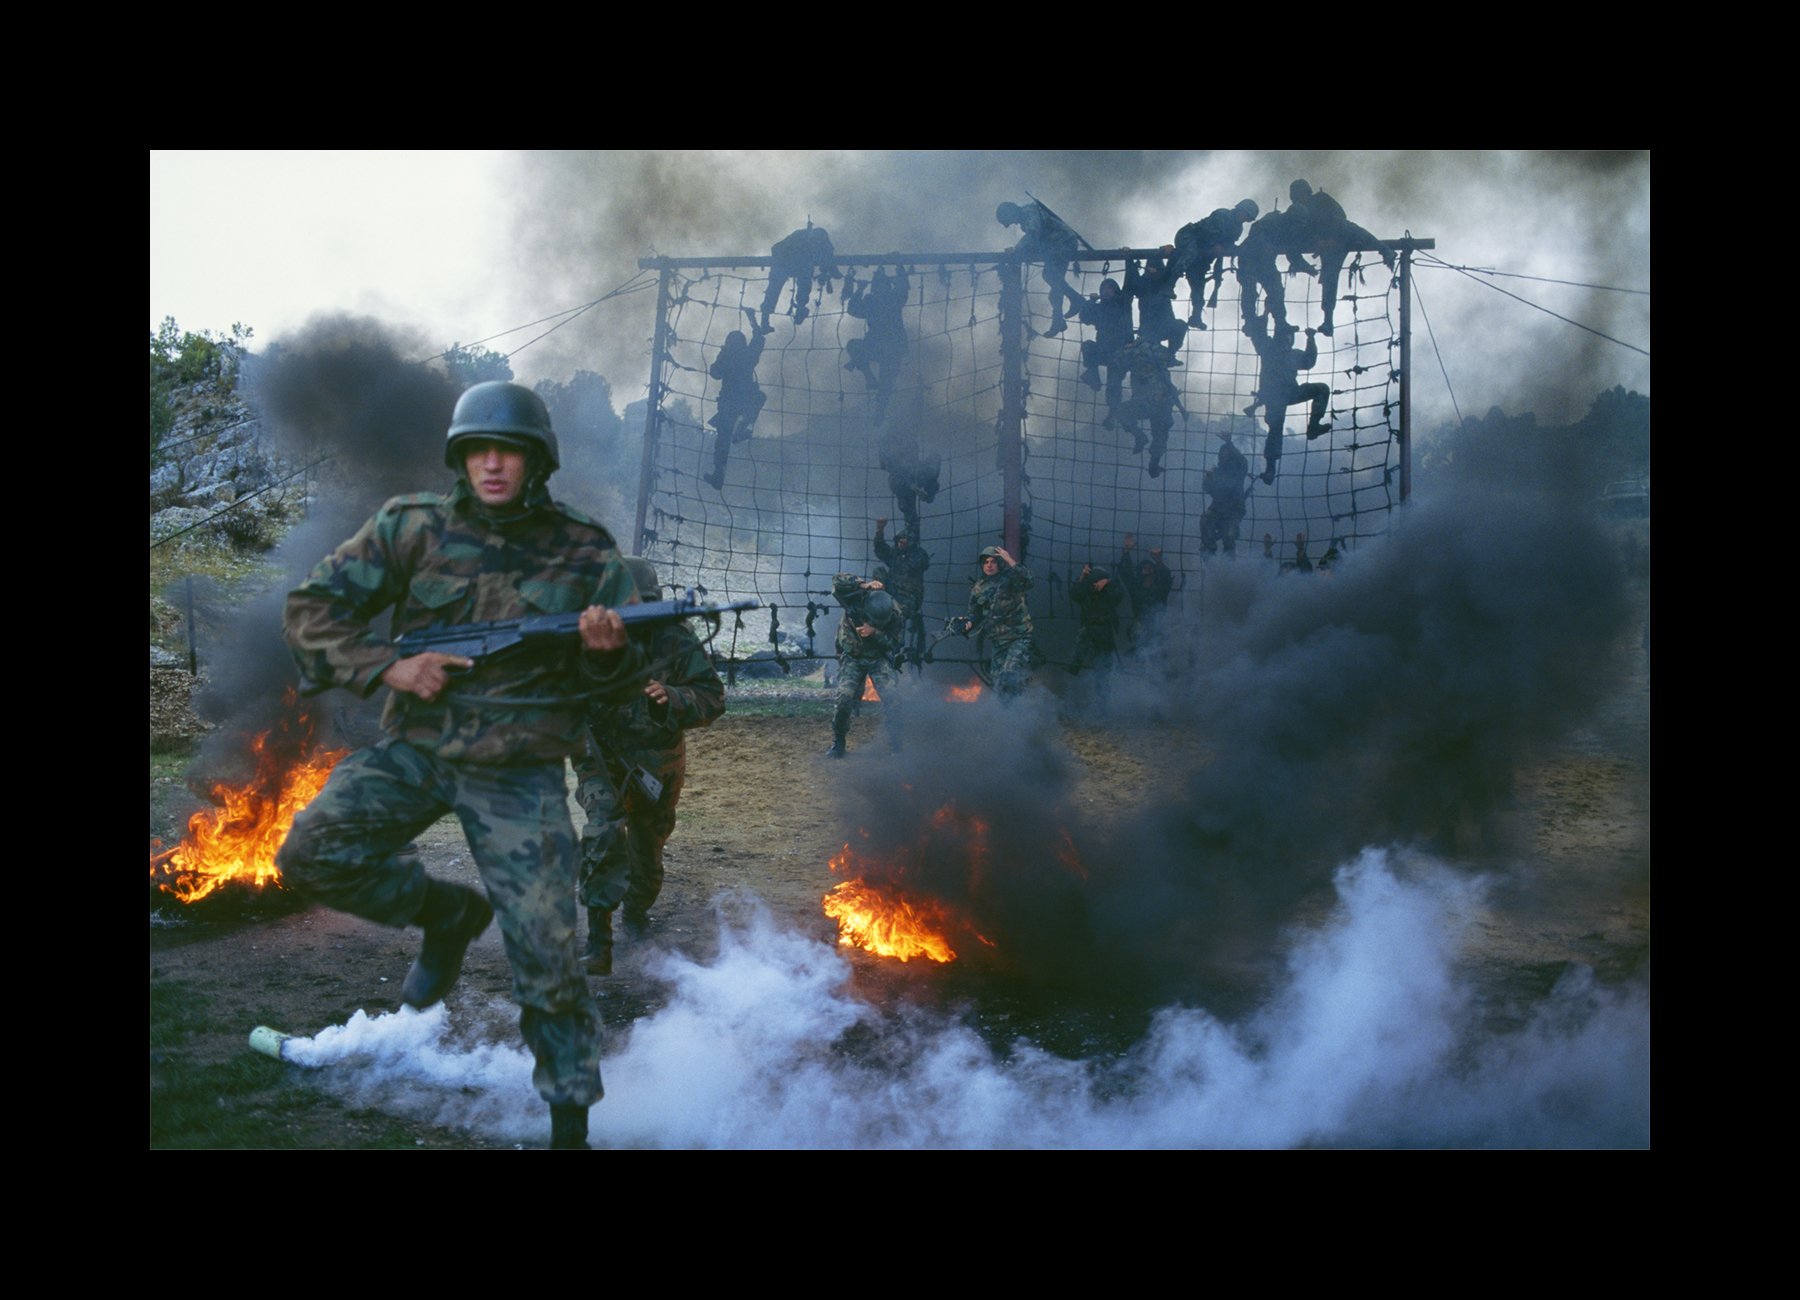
left=922, top=615, right=978, bottom=664
left=394, top=589, right=761, bottom=665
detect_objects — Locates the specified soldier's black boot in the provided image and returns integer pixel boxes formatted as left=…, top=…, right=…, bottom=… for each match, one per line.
left=582, top=907, right=613, bottom=976
left=401, top=880, right=493, bottom=1010
left=550, top=1103, right=590, bottom=1150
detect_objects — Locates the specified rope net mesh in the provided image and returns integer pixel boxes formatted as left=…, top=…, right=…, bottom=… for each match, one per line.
left=637, top=250, right=1402, bottom=669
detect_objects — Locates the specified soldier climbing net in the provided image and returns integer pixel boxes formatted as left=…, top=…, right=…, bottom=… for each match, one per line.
left=633, top=240, right=1419, bottom=672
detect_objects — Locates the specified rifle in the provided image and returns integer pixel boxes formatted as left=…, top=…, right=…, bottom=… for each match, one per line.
left=923, top=616, right=977, bottom=664
left=394, top=589, right=761, bottom=664
left=1024, top=191, right=1097, bottom=253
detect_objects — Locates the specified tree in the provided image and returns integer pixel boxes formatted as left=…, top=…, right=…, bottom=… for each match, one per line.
left=441, top=343, right=513, bottom=385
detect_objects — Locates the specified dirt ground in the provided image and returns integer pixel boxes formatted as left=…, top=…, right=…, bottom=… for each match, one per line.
left=148, top=648, right=1649, bottom=1149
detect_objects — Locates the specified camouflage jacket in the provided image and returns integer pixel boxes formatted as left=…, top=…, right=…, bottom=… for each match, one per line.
left=967, top=563, right=1033, bottom=645
left=872, top=532, right=930, bottom=614
left=833, top=573, right=904, bottom=662
left=582, top=619, right=725, bottom=786
left=284, top=480, right=644, bottom=765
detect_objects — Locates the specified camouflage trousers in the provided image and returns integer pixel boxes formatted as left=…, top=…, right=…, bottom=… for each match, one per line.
left=990, top=637, right=1032, bottom=700
left=572, top=753, right=681, bottom=917
left=833, top=655, right=902, bottom=746
left=276, top=739, right=603, bottom=1107
left=1201, top=500, right=1246, bottom=554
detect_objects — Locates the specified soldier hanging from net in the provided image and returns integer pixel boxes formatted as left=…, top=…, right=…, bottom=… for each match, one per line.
left=703, top=329, right=768, bottom=490
left=873, top=515, right=931, bottom=665
left=1073, top=276, right=1133, bottom=425
left=1282, top=179, right=1395, bottom=337
left=1200, top=432, right=1251, bottom=556
left=1245, top=311, right=1331, bottom=484
left=843, top=265, right=910, bottom=419
left=1236, top=203, right=1316, bottom=332
left=877, top=387, right=941, bottom=536
left=1128, top=248, right=1188, bottom=363
left=758, top=223, right=838, bottom=333
left=996, top=198, right=1088, bottom=337
left=1111, top=336, right=1183, bottom=478
left=1170, top=198, right=1259, bottom=330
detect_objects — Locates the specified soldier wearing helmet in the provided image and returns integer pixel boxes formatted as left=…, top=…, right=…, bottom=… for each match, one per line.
left=277, top=379, right=646, bottom=1150
left=826, top=572, right=906, bottom=757
left=1073, top=277, right=1133, bottom=422
left=1245, top=311, right=1331, bottom=484
left=759, top=223, right=838, bottom=332
left=1171, top=199, right=1260, bottom=330
left=954, top=545, right=1034, bottom=700
left=1281, top=178, right=1395, bottom=337
left=996, top=197, right=1087, bottom=338
left=704, top=328, right=769, bottom=490
left=572, top=558, right=725, bottom=974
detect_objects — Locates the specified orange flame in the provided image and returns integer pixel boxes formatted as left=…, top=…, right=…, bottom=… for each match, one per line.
left=946, top=682, right=983, bottom=703
left=861, top=678, right=881, bottom=703
left=822, top=802, right=998, bottom=963
left=823, top=878, right=958, bottom=963
left=150, top=702, right=346, bottom=904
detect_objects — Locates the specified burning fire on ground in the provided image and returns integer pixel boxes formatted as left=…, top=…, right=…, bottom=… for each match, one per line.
left=822, top=804, right=999, bottom=963
left=150, top=692, right=346, bottom=905
left=861, top=678, right=881, bottom=703
left=946, top=682, right=983, bottom=703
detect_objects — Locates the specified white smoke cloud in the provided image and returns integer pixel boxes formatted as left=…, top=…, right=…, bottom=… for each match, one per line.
left=276, top=851, right=1647, bottom=1148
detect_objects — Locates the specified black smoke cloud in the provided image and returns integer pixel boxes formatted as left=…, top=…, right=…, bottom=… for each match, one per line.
left=836, top=435, right=1633, bottom=1001
left=191, top=315, right=464, bottom=773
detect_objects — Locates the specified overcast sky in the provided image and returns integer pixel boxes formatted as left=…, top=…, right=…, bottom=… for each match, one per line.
left=149, top=149, right=1649, bottom=428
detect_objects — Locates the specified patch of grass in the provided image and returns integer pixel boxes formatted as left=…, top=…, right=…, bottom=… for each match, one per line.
left=149, top=536, right=283, bottom=603
left=148, top=977, right=445, bottom=1150
left=721, top=696, right=835, bottom=719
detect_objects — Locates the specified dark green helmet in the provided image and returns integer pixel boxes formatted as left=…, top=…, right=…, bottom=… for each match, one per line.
left=623, top=557, right=661, bottom=601
left=979, top=546, right=1005, bottom=561
left=445, top=381, right=560, bottom=472
left=862, top=590, right=896, bottom=621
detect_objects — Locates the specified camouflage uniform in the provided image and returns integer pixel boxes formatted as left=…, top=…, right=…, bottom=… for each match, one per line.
left=966, top=560, right=1034, bottom=698
left=278, top=477, right=643, bottom=1109
left=873, top=525, right=931, bottom=662
left=1115, top=339, right=1180, bottom=478
left=574, top=619, right=725, bottom=921
left=831, top=573, right=904, bottom=752
left=1172, top=205, right=1255, bottom=326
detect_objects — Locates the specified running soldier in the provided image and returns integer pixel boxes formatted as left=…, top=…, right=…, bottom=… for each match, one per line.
left=953, top=545, right=1034, bottom=700
left=827, top=573, right=905, bottom=757
left=276, top=380, right=644, bottom=1150
left=574, top=558, right=725, bottom=975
